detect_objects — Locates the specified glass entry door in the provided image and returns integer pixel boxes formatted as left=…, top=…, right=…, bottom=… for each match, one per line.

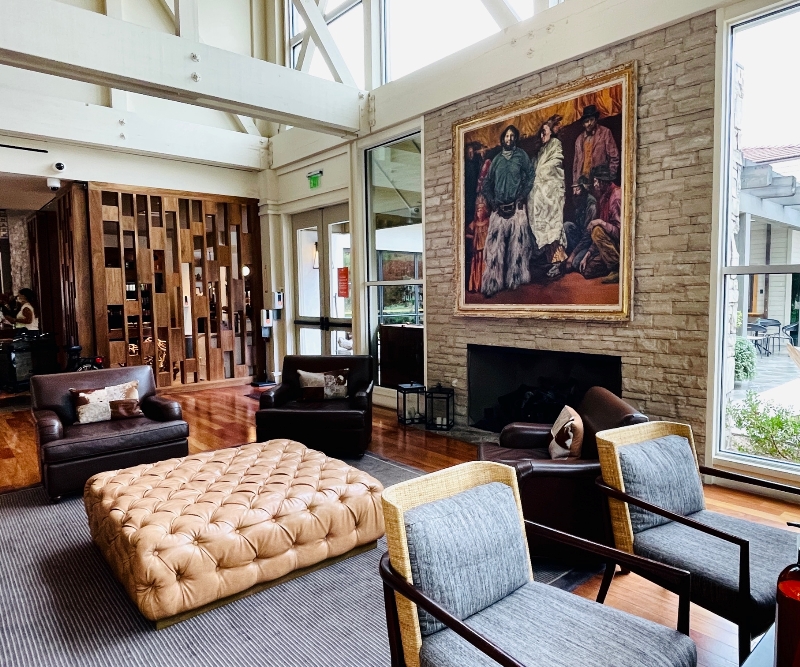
left=292, top=204, right=353, bottom=355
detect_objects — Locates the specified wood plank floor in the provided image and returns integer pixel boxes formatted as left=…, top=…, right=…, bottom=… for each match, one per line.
left=3, top=385, right=800, bottom=666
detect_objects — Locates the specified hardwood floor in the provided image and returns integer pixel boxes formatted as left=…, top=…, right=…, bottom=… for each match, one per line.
left=3, top=385, right=800, bottom=666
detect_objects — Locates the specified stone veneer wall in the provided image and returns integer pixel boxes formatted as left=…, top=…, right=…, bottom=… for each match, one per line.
left=424, top=13, right=716, bottom=458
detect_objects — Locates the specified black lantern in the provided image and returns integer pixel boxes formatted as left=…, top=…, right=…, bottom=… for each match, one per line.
left=425, top=383, right=455, bottom=431
left=397, top=383, right=426, bottom=425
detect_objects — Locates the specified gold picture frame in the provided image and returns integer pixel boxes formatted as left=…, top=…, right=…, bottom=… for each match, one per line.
left=453, top=62, right=637, bottom=320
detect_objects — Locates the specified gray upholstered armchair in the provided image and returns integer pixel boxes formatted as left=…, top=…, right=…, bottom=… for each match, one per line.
left=380, top=461, right=698, bottom=667
left=596, top=422, right=800, bottom=664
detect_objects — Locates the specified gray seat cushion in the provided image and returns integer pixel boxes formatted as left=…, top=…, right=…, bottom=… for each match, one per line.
left=618, top=435, right=705, bottom=533
left=634, top=510, right=797, bottom=634
left=404, top=482, right=530, bottom=635
left=420, top=580, right=697, bottom=667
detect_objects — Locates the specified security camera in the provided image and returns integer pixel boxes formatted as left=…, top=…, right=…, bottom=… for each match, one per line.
left=53, top=162, right=66, bottom=172
left=47, top=178, right=61, bottom=192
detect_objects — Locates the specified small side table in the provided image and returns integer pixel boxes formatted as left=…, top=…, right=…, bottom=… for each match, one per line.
left=743, top=625, right=774, bottom=667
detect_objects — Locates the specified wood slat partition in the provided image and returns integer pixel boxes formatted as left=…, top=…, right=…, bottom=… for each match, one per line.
left=87, top=183, right=263, bottom=390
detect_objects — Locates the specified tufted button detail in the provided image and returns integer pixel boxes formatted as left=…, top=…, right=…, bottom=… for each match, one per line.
left=85, top=440, right=385, bottom=622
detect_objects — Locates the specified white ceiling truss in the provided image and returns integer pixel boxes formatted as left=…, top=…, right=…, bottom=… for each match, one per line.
left=0, top=0, right=362, bottom=136
left=291, top=0, right=358, bottom=87
left=287, top=0, right=525, bottom=87
left=480, top=0, right=521, bottom=28
left=294, top=0, right=330, bottom=72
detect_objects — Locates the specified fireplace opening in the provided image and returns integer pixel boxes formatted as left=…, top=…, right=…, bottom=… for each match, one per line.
left=468, top=345, right=622, bottom=432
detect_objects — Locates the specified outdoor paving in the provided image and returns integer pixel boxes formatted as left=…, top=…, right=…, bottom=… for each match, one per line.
left=730, top=344, right=800, bottom=412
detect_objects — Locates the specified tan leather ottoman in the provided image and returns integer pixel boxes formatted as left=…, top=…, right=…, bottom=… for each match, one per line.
left=84, top=439, right=384, bottom=625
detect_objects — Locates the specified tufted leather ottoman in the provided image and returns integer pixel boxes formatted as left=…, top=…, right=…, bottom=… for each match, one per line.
left=84, top=439, right=385, bottom=625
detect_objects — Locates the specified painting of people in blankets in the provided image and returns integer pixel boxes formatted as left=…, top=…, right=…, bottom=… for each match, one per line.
left=455, top=63, right=636, bottom=320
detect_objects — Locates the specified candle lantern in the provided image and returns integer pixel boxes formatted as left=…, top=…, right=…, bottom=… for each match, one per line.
left=425, top=383, right=455, bottom=431
left=397, top=383, right=426, bottom=425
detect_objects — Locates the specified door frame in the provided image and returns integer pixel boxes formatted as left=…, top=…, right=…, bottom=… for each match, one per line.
left=290, top=203, right=353, bottom=355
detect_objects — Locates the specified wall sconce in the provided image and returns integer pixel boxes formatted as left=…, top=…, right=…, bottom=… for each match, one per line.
left=313, top=242, right=319, bottom=269
left=242, top=265, right=251, bottom=277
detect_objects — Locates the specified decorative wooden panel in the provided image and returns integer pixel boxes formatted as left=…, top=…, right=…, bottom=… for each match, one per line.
left=88, top=184, right=263, bottom=390
left=27, top=184, right=94, bottom=366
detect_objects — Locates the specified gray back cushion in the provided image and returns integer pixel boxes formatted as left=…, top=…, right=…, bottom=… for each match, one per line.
left=618, top=435, right=705, bottom=534
left=404, top=482, right=529, bottom=636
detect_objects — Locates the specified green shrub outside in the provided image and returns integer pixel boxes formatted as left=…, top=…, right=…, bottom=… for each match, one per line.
left=729, top=391, right=800, bottom=463
left=734, top=336, right=756, bottom=382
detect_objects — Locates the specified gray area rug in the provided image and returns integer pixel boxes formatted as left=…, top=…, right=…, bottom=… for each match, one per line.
left=0, top=453, right=591, bottom=667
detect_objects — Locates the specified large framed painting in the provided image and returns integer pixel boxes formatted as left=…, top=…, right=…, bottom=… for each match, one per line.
left=454, top=63, right=637, bottom=320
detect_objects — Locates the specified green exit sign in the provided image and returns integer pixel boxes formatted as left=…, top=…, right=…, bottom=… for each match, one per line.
left=307, top=170, right=323, bottom=189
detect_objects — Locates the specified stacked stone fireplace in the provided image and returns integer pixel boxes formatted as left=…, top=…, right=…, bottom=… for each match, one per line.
left=423, top=13, right=716, bottom=457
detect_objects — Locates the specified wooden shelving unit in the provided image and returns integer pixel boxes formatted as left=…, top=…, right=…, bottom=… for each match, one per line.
left=87, top=183, right=264, bottom=390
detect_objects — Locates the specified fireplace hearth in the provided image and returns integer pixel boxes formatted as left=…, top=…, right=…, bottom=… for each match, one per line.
left=468, top=345, right=622, bottom=432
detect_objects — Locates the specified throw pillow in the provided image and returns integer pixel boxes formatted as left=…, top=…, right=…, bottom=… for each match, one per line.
left=70, top=380, right=143, bottom=424
left=618, top=434, right=705, bottom=534
left=297, top=369, right=349, bottom=400
left=106, top=380, right=144, bottom=420
left=70, top=387, right=111, bottom=424
left=548, top=405, right=584, bottom=459
left=404, top=482, right=530, bottom=636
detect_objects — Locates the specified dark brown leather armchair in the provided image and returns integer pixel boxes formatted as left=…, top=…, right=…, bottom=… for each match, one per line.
left=479, top=386, right=647, bottom=562
left=31, top=366, right=189, bottom=501
left=255, top=355, right=374, bottom=458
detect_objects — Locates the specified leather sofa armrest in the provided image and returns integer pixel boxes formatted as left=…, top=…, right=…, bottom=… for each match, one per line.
left=499, top=422, right=552, bottom=449
left=141, top=395, right=183, bottom=422
left=33, top=409, right=63, bottom=445
left=259, top=383, right=292, bottom=409
left=515, top=458, right=601, bottom=481
left=351, top=381, right=374, bottom=410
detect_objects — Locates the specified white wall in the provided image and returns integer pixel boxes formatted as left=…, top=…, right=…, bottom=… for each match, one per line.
left=0, top=133, right=259, bottom=197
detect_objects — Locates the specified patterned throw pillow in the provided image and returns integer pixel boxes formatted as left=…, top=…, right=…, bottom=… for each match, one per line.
left=70, top=380, right=143, bottom=424
left=70, top=387, right=111, bottom=424
left=297, top=369, right=349, bottom=401
left=548, top=405, right=584, bottom=459
left=106, top=380, right=143, bottom=420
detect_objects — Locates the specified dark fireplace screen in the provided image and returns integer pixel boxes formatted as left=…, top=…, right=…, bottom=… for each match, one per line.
left=468, top=345, right=622, bottom=433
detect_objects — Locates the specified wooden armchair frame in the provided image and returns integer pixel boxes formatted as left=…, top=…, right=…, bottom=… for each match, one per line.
left=594, top=421, right=800, bottom=664
left=380, top=461, right=692, bottom=667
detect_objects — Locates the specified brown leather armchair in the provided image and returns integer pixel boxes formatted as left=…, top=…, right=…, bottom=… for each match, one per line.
left=255, top=355, right=374, bottom=458
left=479, top=386, right=647, bottom=562
left=31, top=366, right=189, bottom=501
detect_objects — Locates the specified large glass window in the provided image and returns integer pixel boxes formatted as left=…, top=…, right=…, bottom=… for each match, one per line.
left=384, top=0, right=502, bottom=82
left=366, top=134, right=424, bottom=388
left=718, top=5, right=800, bottom=471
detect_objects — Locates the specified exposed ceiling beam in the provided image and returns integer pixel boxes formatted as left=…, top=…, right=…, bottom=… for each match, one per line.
left=154, top=0, right=177, bottom=31
left=156, top=0, right=261, bottom=136
left=233, top=115, right=262, bottom=136
left=480, top=0, right=520, bottom=28
left=104, top=0, right=129, bottom=111
left=0, top=86, right=265, bottom=170
left=174, top=0, right=199, bottom=40
left=291, top=0, right=357, bottom=87
left=0, top=0, right=361, bottom=135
